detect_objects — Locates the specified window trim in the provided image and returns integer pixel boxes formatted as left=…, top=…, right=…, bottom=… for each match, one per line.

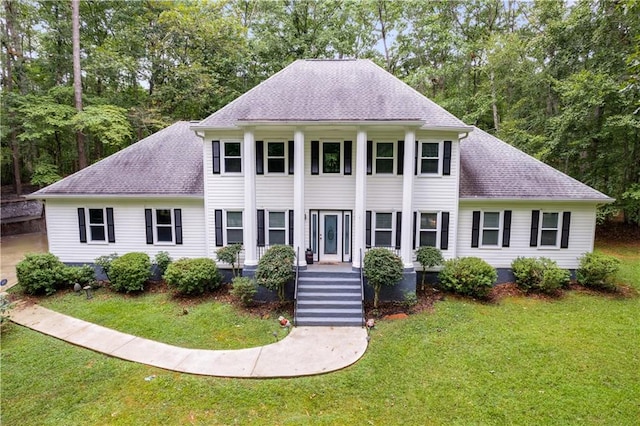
left=86, top=207, right=108, bottom=244
left=418, top=140, right=443, bottom=176
left=265, top=141, right=288, bottom=175
left=225, top=210, right=244, bottom=245
left=416, top=211, right=440, bottom=248
left=321, top=140, right=343, bottom=175
left=538, top=211, right=561, bottom=249
left=373, top=211, right=395, bottom=247
left=267, top=210, right=288, bottom=245
left=221, top=140, right=242, bottom=175
left=153, top=208, right=175, bottom=245
left=480, top=211, right=503, bottom=248
left=373, top=141, right=396, bottom=175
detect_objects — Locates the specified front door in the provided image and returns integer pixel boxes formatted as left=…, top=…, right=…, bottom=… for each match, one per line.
left=320, top=211, right=342, bottom=262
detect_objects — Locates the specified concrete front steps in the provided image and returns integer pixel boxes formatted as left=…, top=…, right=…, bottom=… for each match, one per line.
left=295, top=270, right=364, bottom=327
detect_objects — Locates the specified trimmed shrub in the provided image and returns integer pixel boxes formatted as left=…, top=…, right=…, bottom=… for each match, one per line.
left=230, top=276, right=257, bottom=306
left=109, top=252, right=151, bottom=293
left=164, top=258, right=221, bottom=295
left=512, top=257, right=569, bottom=293
left=255, top=245, right=295, bottom=302
left=439, top=257, right=497, bottom=299
left=415, top=246, right=444, bottom=290
left=577, top=252, right=620, bottom=291
left=216, top=244, right=243, bottom=278
left=363, top=248, right=404, bottom=308
left=154, top=251, right=173, bottom=275
left=16, top=253, right=67, bottom=295
left=63, top=264, right=97, bottom=287
left=95, top=253, right=119, bottom=280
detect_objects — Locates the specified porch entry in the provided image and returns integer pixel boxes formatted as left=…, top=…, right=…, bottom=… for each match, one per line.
left=309, top=210, right=352, bottom=263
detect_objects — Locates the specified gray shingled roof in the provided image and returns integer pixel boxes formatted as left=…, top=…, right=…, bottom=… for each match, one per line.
left=460, top=127, right=612, bottom=201
left=31, top=121, right=203, bottom=197
left=196, top=59, right=468, bottom=129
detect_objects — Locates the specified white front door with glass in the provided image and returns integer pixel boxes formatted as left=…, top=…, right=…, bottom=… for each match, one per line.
left=320, top=211, right=342, bottom=262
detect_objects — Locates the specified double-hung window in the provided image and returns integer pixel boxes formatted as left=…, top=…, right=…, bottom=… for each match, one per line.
left=540, top=212, right=559, bottom=247
left=481, top=212, right=501, bottom=247
left=88, top=208, right=106, bottom=242
left=223, top=141, right=242, bottom=173
left=267, top=142, right=286, bottom=174
left=226, top=211, right=243, bottom=244
left=155, top=209, right=173, bottom=243
left=420, top=142, right=441, bottom=174
left=268, top=211, right=286, bottom=244
left=375, top=142, right=394, bottom=174
left=323, top=142, right=341, bottom=174
left=374, top=212, right=393, bottom=247
left=419, top=212, right=438, bottom=247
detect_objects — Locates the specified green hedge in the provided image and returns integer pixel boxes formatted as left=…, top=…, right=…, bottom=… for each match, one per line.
left=164, top=258, right=221, bottom=295
left=109, top=252, right=151, bottom=293
left=577, top=252, right=620, bottom=291
left=16, top=253, right=95, bottom=295
left=511, top=257, right=569, bottom=293
left=439, top=257, right=497, bottom=299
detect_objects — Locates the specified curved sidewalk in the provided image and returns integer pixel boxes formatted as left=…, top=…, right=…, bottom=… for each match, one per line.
left=9, top=303, right=369, bottom=378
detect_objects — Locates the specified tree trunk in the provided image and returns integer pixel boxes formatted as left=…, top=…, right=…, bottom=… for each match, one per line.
left=490, top=70, right=500, bottom=132
left=377, top=1, right=391, bottom=72
left=72, top=0, right=87, bottom=170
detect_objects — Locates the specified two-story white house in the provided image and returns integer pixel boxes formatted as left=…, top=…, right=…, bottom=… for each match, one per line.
left=31, top=59, right=612, bottom=325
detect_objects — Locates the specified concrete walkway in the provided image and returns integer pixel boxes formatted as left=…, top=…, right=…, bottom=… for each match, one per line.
left=10, top=302, right=369, bottom=378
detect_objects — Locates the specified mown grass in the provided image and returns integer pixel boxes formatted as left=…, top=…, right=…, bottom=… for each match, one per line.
left=2, top=241, right=638, bottom=425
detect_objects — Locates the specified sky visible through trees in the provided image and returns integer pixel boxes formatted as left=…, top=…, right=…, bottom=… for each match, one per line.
left=1, top=0, right=639, bottom=223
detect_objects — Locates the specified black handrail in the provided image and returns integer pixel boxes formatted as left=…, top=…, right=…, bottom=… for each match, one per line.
left=293, top=246, right=300, bottom=326
left=360, top=248, right=365, bottom=327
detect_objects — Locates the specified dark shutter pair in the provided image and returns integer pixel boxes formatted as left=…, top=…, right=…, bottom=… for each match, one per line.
left=256, top=141, right=295, bottom=175
left=256, top=210, right=294, bottom=246
left=78, top=207, right=115, bottom=243
left=366, top=141, right=406, bottom=175
left=411, top=211, right=450, bottom=250
left=311, top=141, right=352, bottom=175
left=414, top=141, right=452, bottom=175
left=471, top=210, right=512, bottom=248
left=530, top=210, right=571, bottom=248
left=145, top=209, right=183, bottom=245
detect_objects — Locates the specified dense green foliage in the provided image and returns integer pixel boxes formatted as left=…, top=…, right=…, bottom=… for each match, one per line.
left=230, top=276, right=258, bottom=306
left=439, top=257, right=497, bottom=299
left=415, top=246, right=444, bottom=290
left=2, top=1, right=638, bottom=223
left=577, top=252, right=621, bottom=291
left=363, top=248, right=404, bottom=308
left=511, top=257, right=570, bottom=293
left=154, top=251, right=173, bottom=276
left=255, top=245, right=295, bottom=302
left=216, top=244, right=243, bottom=277
left=108, top=252, right=151, bottom=293
left=164, top=258, right=221, bottom=295
left=16, top=253, right=95, bottom=295
left=94, top=253, right=119, bottom=280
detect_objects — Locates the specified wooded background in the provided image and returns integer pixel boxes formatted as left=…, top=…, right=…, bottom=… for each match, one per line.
left=2, top=0, right=639, bottom=223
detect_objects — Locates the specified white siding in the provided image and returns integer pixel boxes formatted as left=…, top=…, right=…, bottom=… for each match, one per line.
left=457, top=201, right=598, bottom=269
left=45, top=198, right=206, bottom=263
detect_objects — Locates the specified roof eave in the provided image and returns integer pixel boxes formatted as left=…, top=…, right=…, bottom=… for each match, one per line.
left=27, top=193, right=204, bottom=200
left=459, top=196, right=615, bottom=204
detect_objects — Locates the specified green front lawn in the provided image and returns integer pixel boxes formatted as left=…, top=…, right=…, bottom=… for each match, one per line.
left=2, top=241, right=638, bottom=425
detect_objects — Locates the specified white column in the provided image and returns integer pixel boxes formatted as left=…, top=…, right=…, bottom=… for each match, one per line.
left=353, top=127, right=367, bottom=268
left=243, top=128, right=257, bottom=266
left=293, top=128, right=306, bottom=266
left=401, top=129, right=416, bottom=268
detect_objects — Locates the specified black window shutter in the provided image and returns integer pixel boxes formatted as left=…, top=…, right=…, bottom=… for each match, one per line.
left=212, top=141, right=220, bottom=174
left=443, top=141, right=452, bottom=176
left=256, top=141, right=264, bottom=175
left=257, top=209, right=265, bottom=247
left=366, top=140, right=373, bottom=175
left=397, top=140, right=404, bottom=175
left=530, top=210, right=540, bottom=247
left=414, top=141, right=419, bottom=175
left=561, top=212, right=571, bottom=248
left=215, top=209, right=223, bottom=246
left=311, top=141, right=319, bottom=175
left=441, top=212, right=450, bottom=250
left=106, top=207, right=115, bottom=243
left=412, top=212, right=417, bottom=248
left=471, top=211, right=481, bottom=248
left=502, top=210, right=512, bottom=247
left=289, top=210, right=294, bottom=245
left=174, top=209, right=183, bottom=245
left=344, top=141, right=352, bottom=175
left=288, top=140, right=294, bottom=175
left=145, top=208, right=154, bottom=244
left=365, top=210, right=372, bottom=248
left=77, top=208, right=87, bottom=243
left=395, top=211, right=402, bottom=250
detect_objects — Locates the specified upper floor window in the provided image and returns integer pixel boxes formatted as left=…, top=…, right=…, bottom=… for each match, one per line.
left=418, top=212, right=438, bottom=247
left=224, top=141, right=242, bottom=173
left=323, top=142, right=341, bottom=173
left=267, top=142, right=286, bottom=174
left=420, top=142, right=441, bottom=174
left=481, top=212, right=501, bottom=247
left=375, top=142, right=395, bottom=174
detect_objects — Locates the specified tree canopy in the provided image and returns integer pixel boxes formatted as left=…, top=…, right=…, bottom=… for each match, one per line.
left=2, top=0, right=638, bottom=223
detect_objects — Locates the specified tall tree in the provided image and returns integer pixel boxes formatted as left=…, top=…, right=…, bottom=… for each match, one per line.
left=71, top=0, right=86, bottom=169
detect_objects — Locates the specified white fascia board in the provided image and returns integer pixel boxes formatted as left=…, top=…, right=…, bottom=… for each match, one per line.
left=459, top=197, right=615, bottom=204
left=421, top=125, right=474, bottom=133
left=26, top=193, right=204, bottom=200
